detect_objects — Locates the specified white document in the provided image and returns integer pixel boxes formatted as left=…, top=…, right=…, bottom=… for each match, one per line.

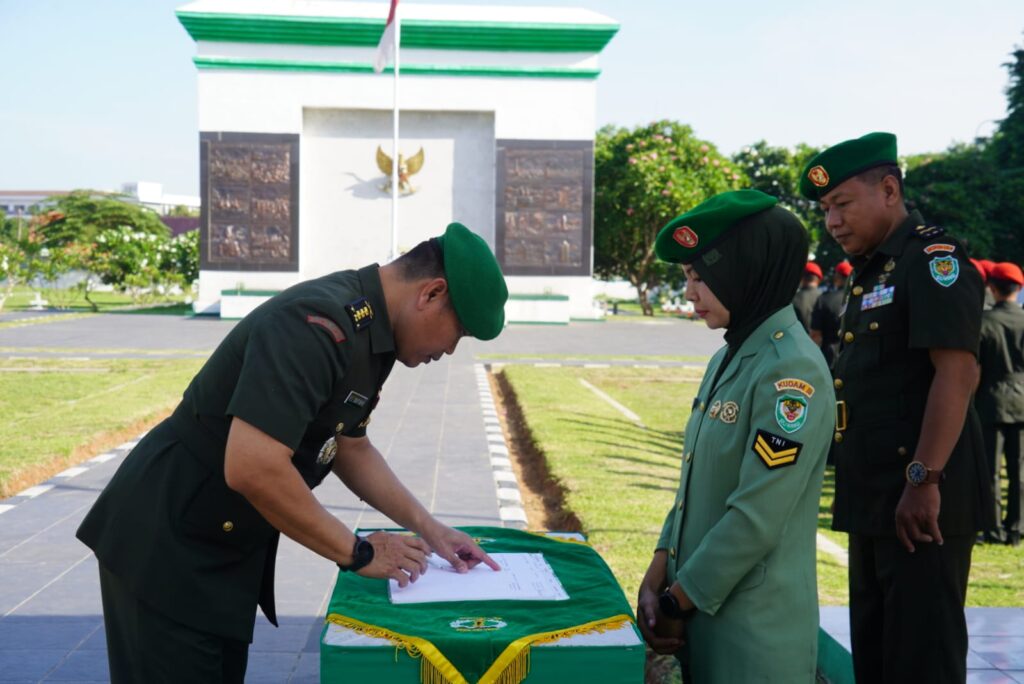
left=388, top=552, right=569, bottom=604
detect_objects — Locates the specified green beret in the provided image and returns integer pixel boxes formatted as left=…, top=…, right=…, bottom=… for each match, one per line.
left=799, top=132, right=898, bottom=199
left=655, top=190, right=778, bottom=263
left=436, top=222, right=508, bottom=341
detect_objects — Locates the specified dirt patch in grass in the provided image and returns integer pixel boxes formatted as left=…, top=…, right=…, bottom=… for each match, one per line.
left=2, top=407, right=171, bottom=498
left=489, top=368, right=582, bottom=533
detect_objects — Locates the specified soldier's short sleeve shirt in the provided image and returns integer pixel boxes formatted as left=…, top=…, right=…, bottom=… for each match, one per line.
left=906, top=239, right=983, bottom=354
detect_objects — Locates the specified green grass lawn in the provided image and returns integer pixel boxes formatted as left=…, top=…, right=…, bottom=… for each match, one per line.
left=500, top=365, right=1024, bottom=610
left=0, top=356, right=204, bottom=497
left=1, top=286, right=187, bottom=314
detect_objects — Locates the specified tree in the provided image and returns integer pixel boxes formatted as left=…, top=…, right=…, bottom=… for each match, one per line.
left=993, top=38, right=1024, bottom=171
left=162, top=229, right=199, bottom=289
left=594, top=120, right=743, bottom=315
left=33, top=190, right=169, bottom=248
left=91, top=227, right=177, bottom=305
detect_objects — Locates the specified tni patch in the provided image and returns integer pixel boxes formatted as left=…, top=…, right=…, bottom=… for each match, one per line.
left=345, top=297, right=375, bottom=331
left=929, top=256, right=959, bottom=287
left=751, top=429, right=802, bottom=469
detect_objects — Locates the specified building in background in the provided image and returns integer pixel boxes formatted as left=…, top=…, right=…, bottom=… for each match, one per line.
left=176, top=0, right=619, bottom=321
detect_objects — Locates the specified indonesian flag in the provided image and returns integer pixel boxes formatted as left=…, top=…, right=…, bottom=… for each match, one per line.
left=373, top=0, right=399, bottom=73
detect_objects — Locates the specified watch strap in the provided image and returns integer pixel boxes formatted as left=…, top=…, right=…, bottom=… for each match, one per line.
left=337, top=538, right=374, bottom=572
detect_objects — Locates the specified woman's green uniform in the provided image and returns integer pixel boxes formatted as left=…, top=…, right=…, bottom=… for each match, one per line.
left=653, top=191, right=836, bottom=682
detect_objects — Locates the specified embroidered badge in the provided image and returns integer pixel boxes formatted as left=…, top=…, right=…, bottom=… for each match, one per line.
left=673, top=226, right=699, bottom=249
left=720, top=401, right=739, bottom=424
left=775, top=395, right=808, bottom=433
left=929, top=256, right=960, bottom=287
left=751, top=429, right=802, bottom=469
left=708, top=400, right=722, bottom=420
left=861, top=285, right=895, bottom=311
left=807, top=165, right=830, bottom=187
left=924, top=243, right=955, bottom=255
left=773, top=378, right=815, bottom=397
left=306, top=314, right=346, bottom=343
left=450, top=617, right=507, bottom=632
left=345, top=297, right=374, bottom=332
left=316, top=437, right=337, bottom=465
left=345, top=391, right=369, bottom=408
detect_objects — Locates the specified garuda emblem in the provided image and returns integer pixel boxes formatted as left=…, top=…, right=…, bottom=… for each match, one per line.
left=376, top=145, right=425, bottom=195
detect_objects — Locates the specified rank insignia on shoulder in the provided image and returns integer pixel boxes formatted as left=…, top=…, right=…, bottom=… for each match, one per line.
left=773, top=378, right=815, bottom=397
left=924, top=243, right=955, bottom=255
left=751, top=429, right=802, bottom=469
left=306, top=314, right=346, bottom=343
left=345, top=297, right=374, bottom=332
left=913, top=224, right=945, bottom=240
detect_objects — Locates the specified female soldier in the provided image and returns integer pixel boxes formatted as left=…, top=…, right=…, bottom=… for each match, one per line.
left=636, top=190, right=835, bottom=682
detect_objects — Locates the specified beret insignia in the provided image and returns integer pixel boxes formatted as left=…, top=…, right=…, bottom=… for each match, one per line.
left=673, top=226, right=699, bottom=249
left=345, top=297, right=374, bottom=332
left=807, top=165, right=830, bottom=188
left=751, top=429, right=802, bottom=469
left=306, top=314, right=346, bottom=343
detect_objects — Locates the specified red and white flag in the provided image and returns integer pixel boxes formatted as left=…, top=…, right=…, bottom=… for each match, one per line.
left=374, top=0, right=399, bottom=73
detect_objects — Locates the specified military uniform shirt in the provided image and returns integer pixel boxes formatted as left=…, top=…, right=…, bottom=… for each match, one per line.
left=792, top=286, right=821, bottom=333
left=77, top=265, right=395, bottom=643
left=831, top=211, right=987, bottom=536
left=811, top=287, right=845, bottom=367
left=976, top=301, right=1024, bottom=425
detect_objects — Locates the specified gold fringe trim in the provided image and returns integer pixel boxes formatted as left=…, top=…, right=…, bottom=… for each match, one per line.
left=478, top=614, right=634, bottom=684
left=327, top=612, right=633, bottom=684
left=326, top=613, right=468, bottom=684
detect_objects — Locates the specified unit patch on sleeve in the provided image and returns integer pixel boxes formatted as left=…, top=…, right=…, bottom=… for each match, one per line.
left=773, top=378, right=815, bottom=397
left=345, top=297, right=375, bottom=332
left=775, top=395, right=808, bottom=433
left=751, top=429, right=802, bottom=469
left=923, top=243, right=956, bottom=255
left=306, top=315, right=347, bottom=343
left=929, top=256, right=960, bottom=287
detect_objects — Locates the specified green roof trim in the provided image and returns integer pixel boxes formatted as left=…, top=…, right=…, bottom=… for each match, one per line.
left=193, top=56, right=600, bottom=79
left=177, top=11, right=619, bottom=53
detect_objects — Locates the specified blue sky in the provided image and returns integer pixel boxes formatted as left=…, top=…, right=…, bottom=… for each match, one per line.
left=1, top=0, right=1022, bottom=196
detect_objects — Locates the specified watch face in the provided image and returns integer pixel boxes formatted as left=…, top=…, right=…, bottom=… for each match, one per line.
left=907, top=461, right=927, bottom=484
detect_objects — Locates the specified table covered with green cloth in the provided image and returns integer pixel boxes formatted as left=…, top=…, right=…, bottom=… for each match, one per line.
left=320, top=527, right=642, bottom=684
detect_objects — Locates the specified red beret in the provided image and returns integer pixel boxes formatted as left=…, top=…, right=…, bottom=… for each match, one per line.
left=835, top=261, right=853, bottom=278
left=979, top=259, right=997, bottom=275
left=969, top=258, right=988, bottom=283
left=804, top=262, right=823, bottom=279
left=990, top=262, right=1024, bottom=286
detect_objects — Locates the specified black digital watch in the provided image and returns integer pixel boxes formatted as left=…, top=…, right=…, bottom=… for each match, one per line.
left=337, top=538, right=375, bottom=572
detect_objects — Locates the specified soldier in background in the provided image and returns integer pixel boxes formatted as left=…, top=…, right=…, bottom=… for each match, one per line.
left=792, top=261, right=823, bottom=332
left=976, top=261, right=1024, bottom=546
left=810, top=260, right=853, bottom=367
left=971, top=258, right=995, bottom=309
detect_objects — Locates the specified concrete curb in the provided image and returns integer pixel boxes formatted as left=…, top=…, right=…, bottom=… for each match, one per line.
left=475, top=363, right=527, bottom=528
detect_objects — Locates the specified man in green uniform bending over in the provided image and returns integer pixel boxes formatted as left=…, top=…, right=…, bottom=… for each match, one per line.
left=77, top=222, right=507, bottom=683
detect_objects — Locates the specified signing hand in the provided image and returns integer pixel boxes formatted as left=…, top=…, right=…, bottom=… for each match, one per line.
left=356, top=531, right=430, bottom=587
left=421, top=523, right=500, bottom=573
left=895, top=484, right=943, bottom=553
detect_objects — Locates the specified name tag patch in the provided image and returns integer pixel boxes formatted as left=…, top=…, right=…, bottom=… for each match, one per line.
left=861, top=285, right=895, bottom=311
left=345, top=391, right=369, bottom=408
left=751, top=429, right=802, bottom=469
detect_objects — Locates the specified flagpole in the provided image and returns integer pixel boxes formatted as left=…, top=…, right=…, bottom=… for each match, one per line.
left=390, top=9, right=401, bottom=262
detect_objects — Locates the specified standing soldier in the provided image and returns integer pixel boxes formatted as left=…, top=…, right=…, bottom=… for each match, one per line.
left=810, top=260, right=853, bottom=367
left=800, top=132, right=989, bottom=684
left=976, top=261, right=1024, bottom=546
left=792, top=261, right=823, bottom=332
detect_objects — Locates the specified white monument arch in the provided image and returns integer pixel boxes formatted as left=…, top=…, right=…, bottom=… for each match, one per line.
left=177, top=1, right=618, bottom=321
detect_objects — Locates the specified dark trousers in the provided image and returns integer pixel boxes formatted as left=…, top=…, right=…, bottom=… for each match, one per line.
left=99, top=564, right=249, bottom=683
left=848, top=534, right=974, bottom=684
left=981, top=422, right=1024, bottom=535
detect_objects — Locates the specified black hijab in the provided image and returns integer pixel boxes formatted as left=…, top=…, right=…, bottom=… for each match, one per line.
left=688, top=206, right=809, bottom=377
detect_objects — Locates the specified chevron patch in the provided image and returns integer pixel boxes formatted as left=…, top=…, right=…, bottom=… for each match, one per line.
left=751, top=429, right=802, bottom=470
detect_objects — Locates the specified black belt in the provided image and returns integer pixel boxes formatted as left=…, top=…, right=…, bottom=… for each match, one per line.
left=834, top=394, right=926, bottom=432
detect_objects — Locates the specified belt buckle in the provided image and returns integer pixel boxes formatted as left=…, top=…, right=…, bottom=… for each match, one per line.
left=835, top=400, right=847, bottom=432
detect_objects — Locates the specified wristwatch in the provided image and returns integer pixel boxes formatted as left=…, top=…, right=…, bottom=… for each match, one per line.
left=905, top=461, right=943, bottom=487
left=337, top=537, right=375, bottom=572
left=658, top=590, right=696, bottom=621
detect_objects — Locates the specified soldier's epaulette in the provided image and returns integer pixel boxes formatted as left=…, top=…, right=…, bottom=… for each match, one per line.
left=912, top=224, right=945, bottom=240
left=345, top=297, right=374, bottom=332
